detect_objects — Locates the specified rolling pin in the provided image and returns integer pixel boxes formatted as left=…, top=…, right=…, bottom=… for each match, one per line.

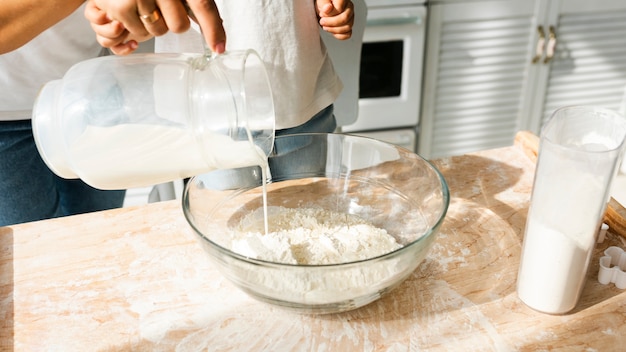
left=514, top=130, right=626, bottom=239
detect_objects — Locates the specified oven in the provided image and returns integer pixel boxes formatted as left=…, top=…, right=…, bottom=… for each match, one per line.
left=340, top=0, right=427, bottom=152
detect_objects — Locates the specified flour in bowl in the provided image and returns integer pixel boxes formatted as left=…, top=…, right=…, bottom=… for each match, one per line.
left=227, top=206, right=402, bottom=264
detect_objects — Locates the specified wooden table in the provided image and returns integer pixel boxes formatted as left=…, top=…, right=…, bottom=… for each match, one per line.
left=2, top=132, right=626, bottom=351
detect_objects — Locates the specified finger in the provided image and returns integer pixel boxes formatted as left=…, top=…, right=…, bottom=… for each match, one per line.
left=155, top=0, right=190, bottom=34
left=92, top=0, right=149, bottom=37
left=319, top=0, right=352, bottom=17
left=320, top=14, right=354, bottom=29
left=322, top=23, right=353, bottom=40
left=87, top=12, right=128, bottom=40
left=94, top=28, right=127, bottom=47
left=330, top=30, right=353, bottom=40
left=95, top=29, right=142, bottom=56
left=89, top=0, right=147, bottom=36
left=91, top=21, right=127, bottom=41
left=320, top=2, right=353, bottom=24
left=332, top=0, right=351, bottom=13
left=110, top=40, right=140, bottom=55
left=187, top=0, right=226, bottom=54
left=91, top=17, right=153, bottom=46
left=84, top=0, right=108, bottom=24
left=316, top=0, right=336, bottom=17
left=85, top=2, right=129, bottom=42
left=95, top=30, right=135, bottom=52
left=136, top=0, right=168, bottom=36
left=320, top=3, right=337, bottom=16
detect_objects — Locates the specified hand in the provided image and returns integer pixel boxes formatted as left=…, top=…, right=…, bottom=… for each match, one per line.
left=316, top=0, right=354, bottom=40
left=84, top=0, right=144, bottom=55
left=84, top=0, right=226, bottom=55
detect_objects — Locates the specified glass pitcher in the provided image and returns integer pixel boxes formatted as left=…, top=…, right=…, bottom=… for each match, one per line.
left=32, top=50, right=275, bottom=190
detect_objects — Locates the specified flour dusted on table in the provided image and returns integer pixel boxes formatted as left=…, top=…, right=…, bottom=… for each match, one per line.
left=228, top=206, right=402, bottom=265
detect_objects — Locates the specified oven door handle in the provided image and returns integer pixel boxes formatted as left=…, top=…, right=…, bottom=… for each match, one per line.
left=367, top=17, right=422, bottom=26
left=366, top=9, right=424, bottom=27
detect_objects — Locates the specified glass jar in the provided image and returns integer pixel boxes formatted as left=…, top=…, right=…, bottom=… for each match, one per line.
left=32, top=50, right=275, bottom=190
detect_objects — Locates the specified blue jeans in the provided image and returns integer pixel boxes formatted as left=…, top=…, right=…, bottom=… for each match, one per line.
left=0, top=120, right=126, bottom=226
left=270, top=104, right=336, bottom=179
left=275, top=104, right=337, bottom=137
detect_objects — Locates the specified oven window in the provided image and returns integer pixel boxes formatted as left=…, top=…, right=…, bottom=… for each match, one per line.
left=359, top=40, right=403, bottom=99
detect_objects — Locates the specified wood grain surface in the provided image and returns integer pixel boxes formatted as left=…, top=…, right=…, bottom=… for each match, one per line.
left=2, top=132, right=626, bottom=351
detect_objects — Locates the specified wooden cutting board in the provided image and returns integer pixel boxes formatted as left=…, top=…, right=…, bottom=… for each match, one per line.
left=2, top=132, right=626, bottom=351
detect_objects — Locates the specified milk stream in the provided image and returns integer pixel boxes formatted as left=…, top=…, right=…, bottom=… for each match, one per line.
left=259, top=157, right=269, bottom=236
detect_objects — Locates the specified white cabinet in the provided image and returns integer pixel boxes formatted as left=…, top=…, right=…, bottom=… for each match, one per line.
left=419, top=0, right=626, bottom=158
left=531, top=0, right=626, bottom=128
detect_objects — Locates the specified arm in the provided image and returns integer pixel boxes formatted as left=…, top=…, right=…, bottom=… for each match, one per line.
left=84, top=0, right=225, bottom=55
left=0, top=0, right=85, bottom=54
left=316, top=0, right=355, bottom=40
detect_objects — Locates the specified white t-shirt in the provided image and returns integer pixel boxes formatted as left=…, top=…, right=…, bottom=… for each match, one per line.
left=155, top=0, right=343, bottom=130
left=0, top=4, right=104, bottom=121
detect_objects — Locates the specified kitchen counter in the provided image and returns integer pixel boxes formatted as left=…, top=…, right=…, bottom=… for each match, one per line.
left=2, top=132, right=626, bottom=351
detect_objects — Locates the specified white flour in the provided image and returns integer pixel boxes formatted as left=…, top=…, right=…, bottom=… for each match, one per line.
left=517, top=139, right=611, bottom=314
left=517, top=220, right=594, bottom=313
left=228, top=206, right=402, bottom=265
left=219, top=206, right=406, bottom=305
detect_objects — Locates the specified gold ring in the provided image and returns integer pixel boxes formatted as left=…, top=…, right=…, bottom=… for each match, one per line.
left=140, top=9, right=160, bottom=24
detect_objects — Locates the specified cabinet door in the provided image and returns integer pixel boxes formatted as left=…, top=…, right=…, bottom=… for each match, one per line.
left=420, top=0, right=543, bottom=158
left=531, top=0, right=626, bottom=130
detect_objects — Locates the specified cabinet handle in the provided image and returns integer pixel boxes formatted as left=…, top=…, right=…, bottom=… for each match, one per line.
left=544, top=26, right=556, bottom=64
left=532, top=26, right=545, bottom=64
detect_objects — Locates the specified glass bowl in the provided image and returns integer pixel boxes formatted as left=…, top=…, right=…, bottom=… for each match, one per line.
left=182, top=133, right=449, bottom=314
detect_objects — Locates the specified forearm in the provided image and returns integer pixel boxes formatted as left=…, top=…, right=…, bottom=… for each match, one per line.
left=0, top=0, right=85, bottom=54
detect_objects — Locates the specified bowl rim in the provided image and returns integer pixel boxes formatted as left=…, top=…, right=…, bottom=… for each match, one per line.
left=182, top=132, right=450, bottom=268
